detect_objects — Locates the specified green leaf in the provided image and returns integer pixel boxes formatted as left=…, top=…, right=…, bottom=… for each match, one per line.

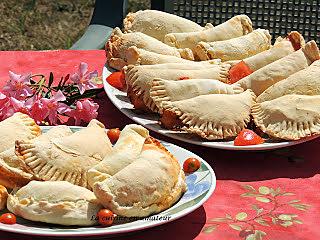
left=48, top=72, right=54, bottom=88
left=254, top=218, right=270, bottom=226
left=289, top=203, right=310, bottom=211
left=251, top=204, right=264, bottom=214
left=242, top=185, right=256, bottom=192
left=228, top=223, right=242, bottom=231
left=254, top=230, right=266, bottom=240
left=202, top=225, right=216, bottom=233
left=241, top=193, right=262, bottom=197
left=293, top=219, right=303, bottom=224
left=288, top=200, right=300, bottom=204
left=281, top=192, right=295, bottom=196
left=258, top=186, right=270, bottom=195
left=236, top=212, right=248, bottom=221
left=256, top=197, right=270, bottom=203
left=245, top=234, right=256, bottom=240
left=278, top=214, right=292, bottom=221
left=209, top=217, right=229, bottom=222
left=280, top=221, right=293, bottom=227
left=271, top=217, right=277, bottom=224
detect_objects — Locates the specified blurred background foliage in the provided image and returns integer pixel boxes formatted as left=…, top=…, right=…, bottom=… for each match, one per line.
left=0, top=0, right=150, bottom=50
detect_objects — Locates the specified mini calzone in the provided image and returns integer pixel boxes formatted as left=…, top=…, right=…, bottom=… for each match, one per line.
left=7, top=181, right=103, bottom=226
left=88, top=124, right=149, bottom=188
left=195, top=29, right=271, bottom=61
left=0, top=112, right=41, bottom=153
left=160, top=89, right=256, bottom=140
left=164, top=15, right=253, bottom=49
left=93, top=138, right=186, bottom=217
left=106, top=28, right=194, bottom=70
left=125, top=64, right=231, bottom=112
left=125, top=50, right=221, bottom=68
left=228, top=31, right=305, bottom=72
left=0, top=125, right=72, bottom=189
left=252, top=94, right=320, bottom=140
left=124, top=10, right=204, bottom=41
left=257, top=60, right=320, bottom=102
left=150, top=78, right=243, bottom=113
left=235, top=40, right=320, bottom=96
left=15, top=120, right=112, bottom=189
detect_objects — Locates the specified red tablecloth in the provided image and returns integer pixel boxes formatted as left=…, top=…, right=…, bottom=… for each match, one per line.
left=0, top=50, right=319, bottom=240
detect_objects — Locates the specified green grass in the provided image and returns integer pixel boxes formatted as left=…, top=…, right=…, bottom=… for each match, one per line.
left=0, top=0, right=150, bottom=50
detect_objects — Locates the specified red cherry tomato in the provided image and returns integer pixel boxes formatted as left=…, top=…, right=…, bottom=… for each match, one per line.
left=107, top=128, right=121, bottom=144
left=183, top=157, right=201, bottom=173
left=179, top=76, right=190, bottom=80
left=228, top=61, right=253, bottom=84
left=106, top=71, right=125, bottom=90
left=97, top=209, right=115, bottom=226
left=0, top=213, right=16, bottom=225
left=234, top=129, right=264, bottom=146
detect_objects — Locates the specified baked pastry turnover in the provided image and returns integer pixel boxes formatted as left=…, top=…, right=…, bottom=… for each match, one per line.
left=195, top=29, right=271, bottom=61
left=15, top=120, right=112, bottom=188
left=236, top=40, right=320, bottom=96
left=88, top=124, right=149, bottom=188
left=257, top=60, right=320, bottom=102
left=228, top=31, right=305, bottom=71
left=124, top=10, right=203, bottom=41
left=252, top=95, right=320, bottom=140
left=7, top=181, right=102, bottom=226
left=160, top=90, right=256, bottom=140
left=0, top=125, right=72, bottom=189
left=106, top=28, right=194, bottom=70
left=0, top=185, right=8, bottom=210
left=125, top=64, right=231, bottom=112
left=164, top=15, right=253, bottom=50
left=0, top=112, right=41, bottom=153
left=150, top=78, right=244, bottom=113
left=93, top=138, right=186, bottom=217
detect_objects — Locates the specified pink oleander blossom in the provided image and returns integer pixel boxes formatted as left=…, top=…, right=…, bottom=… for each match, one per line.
left=3, top=71, right=33, bottom=99
left=41, top=91, right=71, bottom=125
left=29, top=97, right=47, bottom=124
left=70, top=62, right=98, bottom=94
left=67, top=99, right=99, bottom=125
left=9, top=97, right=34, bottom=115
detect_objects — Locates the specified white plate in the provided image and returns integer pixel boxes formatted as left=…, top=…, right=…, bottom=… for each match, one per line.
left=103, top=65, right=319, bottom=151
left=0, top=126, right=216, bottom=237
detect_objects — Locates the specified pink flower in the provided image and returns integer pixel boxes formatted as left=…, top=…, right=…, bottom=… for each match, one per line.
left=41, top=91, right=71, bottom=125
left=70, top=62, right=98, bottom=94
left=0, top=93, right=11, bottom=120
left=3, top=71, right=33, bottom=99
left=29, top=97, right=47, bottom=124
left=9, top=97, right=34, bottom=115
left=67, top=99, right=99, bottom=125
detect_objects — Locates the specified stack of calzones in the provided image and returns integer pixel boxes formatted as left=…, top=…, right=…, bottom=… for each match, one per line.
left=5, top=118, right=186, bottom=226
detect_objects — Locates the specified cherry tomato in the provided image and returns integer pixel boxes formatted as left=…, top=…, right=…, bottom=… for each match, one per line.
left=106, top=71, right=125, bottom=90
left=228, top=61, right=253, bottom=84
left=97, top=209, right=115, bottom=226
left=0, top=213, right=16, bottom=225
left=107, top=128, right=121, bottom=144
left=234, top=129, right=264, bottom=146
left=183, top=157, right=201, bottom=173
left=179, top=76, right=190, bottom=80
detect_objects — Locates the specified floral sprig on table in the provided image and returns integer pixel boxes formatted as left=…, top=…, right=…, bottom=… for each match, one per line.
left=0, top=62, right=103, bottom=125
left=203, top=185, right=311, bottom=240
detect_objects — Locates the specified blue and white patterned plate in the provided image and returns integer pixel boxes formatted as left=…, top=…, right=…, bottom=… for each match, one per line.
left=0, top=126, right=216, bottom=237
left=103, top=65, right=320, bottom=151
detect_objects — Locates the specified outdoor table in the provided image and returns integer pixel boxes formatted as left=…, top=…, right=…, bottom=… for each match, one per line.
left=0, top=50, right=319, bottom=240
